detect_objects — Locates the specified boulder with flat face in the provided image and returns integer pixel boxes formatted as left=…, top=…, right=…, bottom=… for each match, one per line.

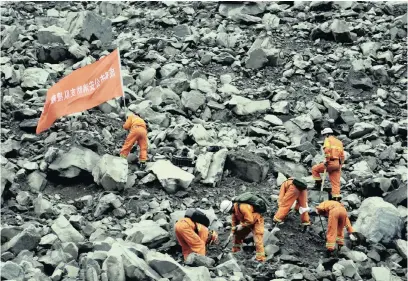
left=149, top=160, right=195, bottom=193
left=226, top=151, right=269, bottom=183
left=92, top=154, right=128, bottom=191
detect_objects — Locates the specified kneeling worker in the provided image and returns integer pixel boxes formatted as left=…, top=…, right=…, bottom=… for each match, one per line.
left=273, top=177, right=311, bottom=231
left=220, top=198, right=266, bottom=262
left=175, top=209, right=218, bottom=260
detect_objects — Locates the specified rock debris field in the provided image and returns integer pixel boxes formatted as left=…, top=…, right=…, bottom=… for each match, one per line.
left=0, top=1, right=407, bottom=281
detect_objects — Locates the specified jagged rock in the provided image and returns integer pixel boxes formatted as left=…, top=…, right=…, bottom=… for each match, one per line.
left=21, top=68, right=50, bottom=88
left=149, top=160, right=195, bottom=193
left=27, top=171, right=47, bottom=192
left=124, top=220, right=169, bottom=247
left=49, top=146, right=100, bottom=178
left=271, top=101, right=290, bottom=114
left=270, top=158, right=308, bottom=179
left=196, top=152, right=213, bottom=180
left=33, top=195, right=55, bottom=217
left=2, top=25, right=22, bottom=49
left=0, top=261, right=24, bottom=281
left=201, top=148, right=228, bottom=186
left=349, top=122, right=376, bottom=139
left=145, top=251, right=186, bottom=279
left=185, top=253, right=215, bottom=267
left=226, top=151, right=269, bottom=182
left=348, top=71, right=374, bottom=90
left=1, top=225, right=41, bottom=255
left=384, top=184, right=407, bottom=207
left=354, top=197, right=402, bottom=243
left=92, top=154, right=128, bottom=191
left=245, top=48, right=280, bottom=69
left=37, top=25, right=76, bottom=45
left=372, top=267, right=402, bottom=281
left=137, top=68, right=156, bottom=88
left=264, top=114, right=283, bottom=126
left=190, top=78, right=215, bottom=95
left=291, top=114, right=314, bottom=130
left=145, top=86, right=181, bottom=107
left=94, top=193, right=122, bottom=217
left=66, top=11, right=112, bottom=46
left=1, top=139, right=21, bottom=157
left=51, top=215, right=85, bottom=244
left=330, top=19, right=353, bottom=43
left=216, top=259, right=241, bottom=275
left=227, top=95, right=271, bottom=115
left=360, top=41, right=381, bottom=57
left=181, top=90, right=206, bottom=111
left=102, top=255, right=125, bottom=281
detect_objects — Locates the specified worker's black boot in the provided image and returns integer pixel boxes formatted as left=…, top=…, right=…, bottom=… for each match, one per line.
left=324, top=250, right=334, bottom=258
left=301, top=224, right=309, bottom=233
left=139, top=162, right=146, bottom=170
left=327, top=192, right=333, bottom=201
left=314, top=180, right=322, bottom=189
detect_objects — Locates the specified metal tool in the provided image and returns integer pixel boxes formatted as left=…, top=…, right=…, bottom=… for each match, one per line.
left=318, top=168, right=328, bottom=202
left=214, top=232, right=233, bottom=264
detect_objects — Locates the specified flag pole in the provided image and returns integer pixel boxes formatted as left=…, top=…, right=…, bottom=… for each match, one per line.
left=117, top=48, right=127, bottom=120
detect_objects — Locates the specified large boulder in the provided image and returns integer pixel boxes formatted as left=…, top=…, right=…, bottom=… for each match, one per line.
left=92, top=154, right=128, bottom=191
left=37, top=25, right=76, bottom=45
left=270, top=157, right=309, bottom=179
left=181, top=90, right=206, bottom=111
left=330, top=19, right=353, bottom=43
left=27, top=171, right=47, bottom=193
left=124, top=220, right=169, bottom=247
left=102, top=255, right=125, bottom=281
left=21, top=68, right=49, bottom=89
left=1, top=225, right=41, bottom=255
left=51, top=215, right=85, bottom=243
left=145, top=251, right=186, bottom=280
left=319, top=95, right=345, bottom=121
left=226, top=151, right=269, bottom=183
left=354, top=197, right=402, bottom=243
left=65, top=11, right=112, bottom=47
left=201, top=148, right=228, bottom=187
left=149, top=160, right=194, bottom=193
left=145, top=86, right=181, bottom=107
left=227, top=95, right=271, bottom=115
left=384, top=184, right=407, bottom=207
left=349, top=122, right=376, bottom=139
left=49, top=146, right=100, bottom=178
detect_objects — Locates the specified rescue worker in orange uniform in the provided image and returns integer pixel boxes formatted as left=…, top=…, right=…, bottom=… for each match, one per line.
left=315, top=200, right=355, bottom=256
left=120, top=112, right=148, bottom=168
left=312, top=128, right=345, bottom=201
left=220, top=200, right=266, bottom=262
left=174, top=210, right=219, bottom=260
left=273, top=178, right=311, bottom=231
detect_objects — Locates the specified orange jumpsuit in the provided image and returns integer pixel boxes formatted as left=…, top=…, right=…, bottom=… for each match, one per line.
left=312, top=136, right=345, bottom=199
left=316, top=201, right=354, bottom=251
left=175, top=217, right=209, bottom=260
left=120, top=114, right=148, bottom=162
left=232, top=203, right=265, bottom=262
left=273, top=178, right=310, bottom=225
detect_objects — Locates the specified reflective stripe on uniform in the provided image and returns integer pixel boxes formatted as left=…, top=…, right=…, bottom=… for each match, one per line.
left=326, top=242, right=336, bottom=249
left=313, top=176, right=322, bottom=180
left=256, top=252, right=265, bottom=257
left=273, top=217, right=282, bottom=223
left=301, top=222, right=311, bottom=226
left=332, top=194, right=341, bottom=198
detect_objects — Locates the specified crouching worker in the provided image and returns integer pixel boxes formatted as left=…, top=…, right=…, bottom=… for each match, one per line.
left=175, top=209, right=218, bottom=260
left=315, top=200, right=356, bottom=257
left=120, top=112, right=148, bottom=169
left=273, top=177, right=311, bottom=232
left=220, top=193, right=268, bottom=262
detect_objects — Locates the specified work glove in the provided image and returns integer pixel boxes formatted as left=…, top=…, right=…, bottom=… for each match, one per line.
left=324, top=161, right=328, bottom=168
left=207, top=230, right=219, bottom=245
left=232, top=224, right=244, bottom=232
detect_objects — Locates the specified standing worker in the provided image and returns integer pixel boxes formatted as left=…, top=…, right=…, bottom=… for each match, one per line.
left=315, top=200, right=356, bottom=257
left=219, top=199, right=266, bottom=262
left=175, top=209, right=218, bottom=260
left=120, top=112, right=148, bottom=169
left=273, top=178, right=311, bottom=231
left=312, top=128, right=345, bottom=201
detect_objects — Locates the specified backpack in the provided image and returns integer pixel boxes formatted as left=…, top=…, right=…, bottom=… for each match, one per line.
left=232, top=192, right=269, bottom=214
left=185, top=209, right=210, bottom=228
left=292, top=178, right=307, bottom=190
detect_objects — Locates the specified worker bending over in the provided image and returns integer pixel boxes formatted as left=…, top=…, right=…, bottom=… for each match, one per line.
left=312, top=128, right=345, bottom=201
left=220, top=200, right=266, bottom=262
left=315, top=200, right=356, bottom=257
left=175, top=209, right=218, bottom=260
left=120, top=112, right=148, bottom=168
left=273, top=178, right=311, bottom=231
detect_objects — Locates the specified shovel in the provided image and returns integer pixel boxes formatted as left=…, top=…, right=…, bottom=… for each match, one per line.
left=214, top=233, right=233, bottom=264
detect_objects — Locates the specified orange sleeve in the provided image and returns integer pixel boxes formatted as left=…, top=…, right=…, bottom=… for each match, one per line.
left=278, top=181, right=288, bottom=206
left=239, top=204, right=255, bottom=227
left=198, top=224, right=209, bottom=244
left=123, top=115, right=132, bottom=130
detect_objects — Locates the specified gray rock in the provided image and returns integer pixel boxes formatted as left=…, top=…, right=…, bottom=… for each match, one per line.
left=137, top=68, right=156, bottom=88
left=330, top=19, right=353, bottom=43
left=185, top=253, right=215, bottom=267
left=246, top=46, right=280, bottom=69
left=49, top=146, right=100, bottom=178
left=184, top=266, right=212, bottom=281
left=276, top=148, right=301, bottom=163
left=145, top=86, right=181, bottom=107
left=202, top=148, right=228, bottom=187
left=66, top=11, right=112, bottom=47
left=319, top=95, right=344, bottom=121
left=16, top=191, right=30, bottom=206
left=33, top=195, right=55, bottom=217
left=160, top=63, right=182, bottom=78
left=350, top=161, right=373, bottom=181
left=102, top=255, right=125, bottom=281
left=372, top=267, right=401, bottom=281
left=228, top=95, right=271, bottom=115
left=291, top=114, right=314, bottom=130
left=94, top=193, right=122, bottom=217
left=349, top=122, right=376, bottom=139
left=149, top=160, right=195, bottom=193
left=51, top=215, right=85, bottom=243
left=68, top=43, right=89, bottom=59
left=215, top=259, right=241, bottom=275
left=270, top=158, right=308, bottom=179
left=124, top=220, right=169, bottom=247
left=190, top=78, right=215, bottom=95
left=37, top=25, right=75, bottom=45
left=264, top=114, right=283, bottom=126
left=360, top=41, right=381, bottom=57
left=354, top=197, right=402, bottom=243
left=145, top=251, right=186, bottom=279
left=181, top=90, right=206, bottom=111
left=271, top=101, right=290, bottom=114
left=345, top=250, right=368, bottom=262
left=262, top=13, right=280, bottom=30
left=2, top=26, right=22, bottom=49
left=348, top=71, right=373, bottom=90
left=160, top=78, right=189, bottom=94
left=27, top=171, right=47, bottom=193
left=21, top=68, right=50, bottom=88
left=384, top=184, right=407, bottom=207
left=226, top=151, right=269, bottom=183
left=1, top=225, right=41, bottom=255
left=335, top=260, right=358, bottom=278
left=92, top=154, right=128, bottom=191
left=0, top=261, right=24, bottom=281
left=1, top=139, right=21, bottom=157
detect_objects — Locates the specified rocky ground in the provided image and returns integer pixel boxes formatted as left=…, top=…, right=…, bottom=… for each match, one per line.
left=1, top=1, right=407, bottom=281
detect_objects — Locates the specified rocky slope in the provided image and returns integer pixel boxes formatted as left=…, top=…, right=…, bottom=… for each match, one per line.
left=0, top=1, right=407, bottom=281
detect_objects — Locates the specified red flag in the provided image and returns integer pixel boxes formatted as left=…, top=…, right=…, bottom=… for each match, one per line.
left=36, top=49, right=124, bottom=134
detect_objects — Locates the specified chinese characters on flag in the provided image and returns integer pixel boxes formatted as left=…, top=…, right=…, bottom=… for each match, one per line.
left=36, top=49, right=124, bottom=134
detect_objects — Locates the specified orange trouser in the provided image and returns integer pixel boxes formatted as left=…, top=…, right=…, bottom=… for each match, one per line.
left=312, top=160, right=341, bottom=198
left=326, top=206, right=348, bottom=251
left=273, top=186, right=310, bottom=225
left=175, top=219, right=207, bottom=260
left=232, top=215, right=265, bottom=261
left=120, top=127, right=148, bottom=161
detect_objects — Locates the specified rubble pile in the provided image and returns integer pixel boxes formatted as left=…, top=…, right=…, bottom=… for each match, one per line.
left=1, top=1, right=407, bottom=281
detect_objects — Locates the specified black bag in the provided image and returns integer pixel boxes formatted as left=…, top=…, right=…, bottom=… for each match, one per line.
left=185, top=209, right=210, bottom=228
left=292, top=178, right=307, bottom=190
left=232, top=192, right=269, bottom=213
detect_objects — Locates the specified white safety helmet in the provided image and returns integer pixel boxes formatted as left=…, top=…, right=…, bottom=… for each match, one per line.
left=321, top=128, right=333, bottom=135
left=219, top=200, right=233, bottom=214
